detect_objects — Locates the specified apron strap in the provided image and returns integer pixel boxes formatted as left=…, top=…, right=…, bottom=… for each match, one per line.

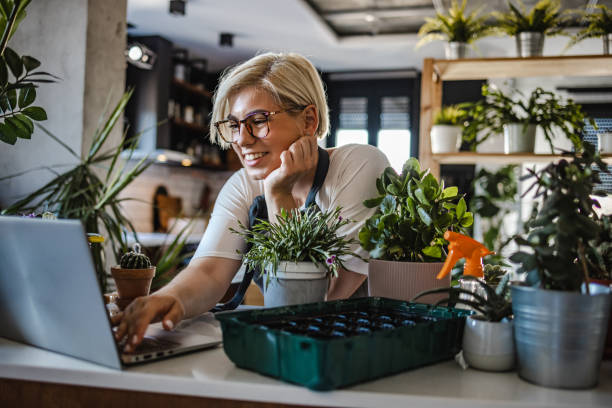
left=212, top=147, right=329, bottom=312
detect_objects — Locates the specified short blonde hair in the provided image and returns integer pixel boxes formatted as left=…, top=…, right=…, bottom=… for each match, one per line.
left=210, top=52, right=329, bottom=149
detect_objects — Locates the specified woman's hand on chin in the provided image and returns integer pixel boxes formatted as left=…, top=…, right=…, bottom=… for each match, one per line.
left=264, top=135, right=318, bottom=195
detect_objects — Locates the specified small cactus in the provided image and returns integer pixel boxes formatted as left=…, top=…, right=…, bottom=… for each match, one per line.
left=120, top=243, right=152, bottom=269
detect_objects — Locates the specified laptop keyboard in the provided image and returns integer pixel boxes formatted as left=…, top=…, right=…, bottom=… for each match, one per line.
left=121, top=336, right=180, bottom=355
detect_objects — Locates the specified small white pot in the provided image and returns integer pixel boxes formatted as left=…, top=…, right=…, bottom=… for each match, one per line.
left=597, top=132, right=612, bottom=154
left=475, top=131, right=504, bottom=153
left=430, top=125, right=462, bottom=153
left=263, top=261, right=328, bottom=308
left=462, top=316, right=515, bottom=372
left=503, top=123, right=536, bottom=153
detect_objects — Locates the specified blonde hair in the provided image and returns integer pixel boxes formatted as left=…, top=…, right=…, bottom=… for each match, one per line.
left=210, top=52, right=329, bottom=148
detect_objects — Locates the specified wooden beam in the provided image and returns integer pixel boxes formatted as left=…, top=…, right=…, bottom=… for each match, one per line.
left=419, top=58, right=442, bottom=179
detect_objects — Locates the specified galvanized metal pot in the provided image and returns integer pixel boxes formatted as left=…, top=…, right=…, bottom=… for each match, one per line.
left=462, top=316, right=515, bottom=371
left=263, top=262, right=328, bottom=307
left=445, top=41, right=468, bottom=59
left=511, top=284, right=612, bottom=389
left=516, top=32, right=544, bottom=57
left=604, top=33, right=612, bottom=55
left=503, top=123, right=537, bottom=153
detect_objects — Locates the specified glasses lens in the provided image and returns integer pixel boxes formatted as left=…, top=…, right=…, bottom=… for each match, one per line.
left=217, top=121, right=238, bottom=143
left=245, top=113, right=269, bottom=139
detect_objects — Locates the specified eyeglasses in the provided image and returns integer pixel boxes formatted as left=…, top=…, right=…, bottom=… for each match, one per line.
left=214, top=106, right=306, bottom=144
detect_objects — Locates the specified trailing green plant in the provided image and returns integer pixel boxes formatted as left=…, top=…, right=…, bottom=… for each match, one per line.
left=510, top=142, right=610, bottom=292
left=462, top=84, right=593, bottom=152
left=119, top=243, right=152, bottom=269
left=412, top=274, right=512, bottom=322
left=433, top=104, right=468, bottom=126
left=359, top=158, right=473, bottom=263
left=566, top=4, right=612, bottom=50
left=0, top=0, right=57, bottom=145
left=416, top=0, right=498, bottom=48
left=492, top=0, right=571, bottom=36
left=230, top=206, right=361, bottom=286
left=0, top=90, right=151, bottom=291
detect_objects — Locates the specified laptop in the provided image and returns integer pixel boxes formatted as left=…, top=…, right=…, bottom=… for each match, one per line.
left=0, top=216, right=221, bottom=369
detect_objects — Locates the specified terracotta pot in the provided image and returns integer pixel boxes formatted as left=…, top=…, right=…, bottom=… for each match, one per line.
left=110, top=266, right=155, bottom=309
left=591, top=278, right=612, bottom=360
left=367, top=260, right=449, bottom=304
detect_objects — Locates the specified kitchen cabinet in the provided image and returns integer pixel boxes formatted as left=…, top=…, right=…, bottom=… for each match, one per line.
left=418, top=55, right=612, bottom=178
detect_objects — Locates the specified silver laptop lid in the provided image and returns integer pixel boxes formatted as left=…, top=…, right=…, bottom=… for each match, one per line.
left=0, top=216, right=122, bottom=369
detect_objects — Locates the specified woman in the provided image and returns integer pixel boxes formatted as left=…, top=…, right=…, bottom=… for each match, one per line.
left=115, top=52, right=390, bottom=352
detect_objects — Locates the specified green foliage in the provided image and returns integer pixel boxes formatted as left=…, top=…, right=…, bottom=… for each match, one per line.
left=359, top=158, right=473, bottom=263
left=585, top=214, right=612, bottom=281
left=492, top=0, right=571, bottom=36
left=433, top=104, right=468, bottom=126
left=462, top=84, right=593, bottom=152
left=416, top=0, right=498, bottom=47
left=510, top=142, right=610, bottom=291
left=567, top=5, right=612, bottom=49
left=412, top=275, right=512, bottom=322
left=1, top=91, right=151, bottom=291
left=0, top=0, right=57, bottom=145
left=120, top=243, right=152, bottom=269
left=230, top=206, right=360, bottom=286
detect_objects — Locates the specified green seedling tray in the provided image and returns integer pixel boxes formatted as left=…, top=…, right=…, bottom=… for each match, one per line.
left=215, top=297, right=470, bottom=390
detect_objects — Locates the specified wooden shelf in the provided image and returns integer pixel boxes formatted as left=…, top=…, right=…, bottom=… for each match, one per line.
left=171, top=118, right=209, bottom=133
left=434, top=152, right=612, bottom=165
left=172, top=78, right=213, bottom=99
left=432, top=55, right=612, bottom=81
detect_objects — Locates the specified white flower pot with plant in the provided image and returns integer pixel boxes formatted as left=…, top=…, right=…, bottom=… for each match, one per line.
left=359, top=158, right=474, bottom=303
left=493, top=0, right=571, bottom=58
left=430, top=105, right=465, bottom=153
left=416, top=0, right=497, bottom=60
left=597, top=131, right=612, bottom=154
left=510, top=142, right=612, bottom=389
left=231, top=206, right=361, bottom=308
left=503, top=123, right=536, bottom=153
left=566, top=4, right=612, bottom=55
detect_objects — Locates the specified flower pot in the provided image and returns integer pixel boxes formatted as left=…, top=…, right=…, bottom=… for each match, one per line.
left=475, top=131, right=504, bottom=153
left=367, top=260, right=449, bottom=304
left=503, top=123, right=536, bottom=153
left=430, top=125, right=462, bottom=153
left=462, top=316, right=515, bottom=372
left=604, top=33, right=612, bottom=55
left=445, top=42, right=468, bottom=59
left=263, top=262, right=328, bottom=308
left=516, top=32, right=544, bottom=57
left=597, top=132, right=612, bottom=154
left=511, top=283, right=612, bottom=389
left=591, top=278, right=612, bottom=360
left=110, top=266, right=155, bottom=309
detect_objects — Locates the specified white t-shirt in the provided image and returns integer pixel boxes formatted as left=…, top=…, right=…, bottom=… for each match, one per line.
left=193, top=143, right=390, bottom=275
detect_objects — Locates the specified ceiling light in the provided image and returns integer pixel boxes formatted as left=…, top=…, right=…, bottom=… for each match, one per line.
left=125, top=42, right=156, bottom=70
left=364, top=14, right=376, bottom=23
left=169, top=0, right=186, bottom=16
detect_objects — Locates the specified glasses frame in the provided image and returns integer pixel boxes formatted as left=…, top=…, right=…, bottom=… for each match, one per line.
left=214, top=106, right=307, bottom=144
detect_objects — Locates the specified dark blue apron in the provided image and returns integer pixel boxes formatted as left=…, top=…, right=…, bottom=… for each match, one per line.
left=211, top=146, right=330, bottom=312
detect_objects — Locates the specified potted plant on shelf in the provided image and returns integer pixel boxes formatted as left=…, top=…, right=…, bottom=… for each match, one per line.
left=566, top=4, right=612, bottom=55
left=413, top=273, right=514, bottom=372
left=492, top=0, right=571, bottom=57
left=359, top=158, right=474, bottom=303
left=430, top=105, right=467, bottom=154
left=231, top=206, right=360, bottom=307
left=510, top=142, right=612, bottom=389
left=111, top=243, right=156, bottom=310
left=416, top=0, right=497, bottom=59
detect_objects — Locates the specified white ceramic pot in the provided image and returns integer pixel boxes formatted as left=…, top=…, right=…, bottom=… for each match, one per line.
left=367, top=260, right=449, bottom=304
left=503, top=123, right=536, bottom=153
left=430, top=125, right=462, bottom=153
left=475, top=131, right=504, bottom=153
left=462, top=316, right=515, bottom=372
left=263, top=261, right=328, bottom=308
left=597, top=132, right=612, bottom=154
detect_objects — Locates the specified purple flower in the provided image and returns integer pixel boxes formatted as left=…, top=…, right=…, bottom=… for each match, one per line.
left=338, top=216, right=343, bottom=221
left=326, top=255, right=336, bottom=264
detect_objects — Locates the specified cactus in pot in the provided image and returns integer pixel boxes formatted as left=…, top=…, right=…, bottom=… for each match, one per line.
left=111, top=243, right=156, bottom=309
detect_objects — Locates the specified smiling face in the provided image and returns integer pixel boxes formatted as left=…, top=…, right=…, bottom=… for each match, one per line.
left=228, top=87, right=303, bottom=180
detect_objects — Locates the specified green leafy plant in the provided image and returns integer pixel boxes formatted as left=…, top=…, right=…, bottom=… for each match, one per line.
left=510, top=142, right=610, bottom=292
left=1, top=91, right=151, bottom=291
left=358, top=158, right=473, bottom=263
left=492, top=0, right=571, bottom=36
left=230, top=206, right=361, bottom=285
left=584, top=213, right=612, bottom=281
left=412, top=274, right=512, bottom=322
left=463, top=84, right=593, bottom=152
left=566, top=5, right=612, bottom=50
left=433, top=104, right=468, bottom=126
left=0, top=0, right=57, bottom=145
left=416, top=0, right=498, bottom=47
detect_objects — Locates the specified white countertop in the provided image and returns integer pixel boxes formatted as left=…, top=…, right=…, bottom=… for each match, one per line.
left=2, top=313, right=612, bottom=408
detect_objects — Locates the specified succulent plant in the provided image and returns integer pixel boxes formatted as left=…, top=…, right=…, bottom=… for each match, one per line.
left=120, top=243, right=152, bottom=269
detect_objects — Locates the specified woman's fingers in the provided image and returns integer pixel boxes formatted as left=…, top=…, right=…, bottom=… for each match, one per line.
left=162, top=300, right=185, bottom=331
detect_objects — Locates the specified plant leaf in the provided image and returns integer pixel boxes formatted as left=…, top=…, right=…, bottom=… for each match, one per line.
left=4, top=47, right=22, bottom=78
left=22, top=106, right=47, bottom=121
left=18, top=85, right=35, bottom=108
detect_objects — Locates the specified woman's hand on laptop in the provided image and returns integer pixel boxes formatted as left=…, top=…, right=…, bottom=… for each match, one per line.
left=113, top=294, right=185, bottom=352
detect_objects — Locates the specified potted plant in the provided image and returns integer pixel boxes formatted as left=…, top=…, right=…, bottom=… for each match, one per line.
left=510, top=142, right=612, bottom=389
left=416, top=0, right=497, bottom=59
left=231, top=206, right=361, bottom=307
left=359, top=158, right=473, bottom=304
left=492, top=0, right=571, bottom=57
left=111, top=243, right=156, bottom=310
left=413, top=273, right=515, bottom=372
left=566, top=4, right=612, bottom=55
left=430, top=105, right=467, bottom=154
